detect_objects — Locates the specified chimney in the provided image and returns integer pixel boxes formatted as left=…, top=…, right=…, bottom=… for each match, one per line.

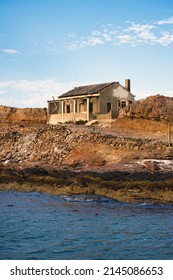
left=125, top=79, right=130, bottom=92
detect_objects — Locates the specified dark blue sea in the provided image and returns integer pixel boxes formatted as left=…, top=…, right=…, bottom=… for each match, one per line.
left=1, top=191, right=173, bottom=260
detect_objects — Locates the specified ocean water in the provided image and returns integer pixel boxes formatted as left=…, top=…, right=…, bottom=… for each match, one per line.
left=0, top=191, right=173, bottom=260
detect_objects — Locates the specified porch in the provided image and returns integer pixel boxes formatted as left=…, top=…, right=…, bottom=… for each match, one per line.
left=48, top=96, right=100, bottom=123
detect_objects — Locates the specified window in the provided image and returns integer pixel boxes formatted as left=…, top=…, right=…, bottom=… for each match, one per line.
left=66, top=105, right=70, bottom=113
left=121, top=101, right=126, bottom=108
left=107, top=102, right=111, bottom=113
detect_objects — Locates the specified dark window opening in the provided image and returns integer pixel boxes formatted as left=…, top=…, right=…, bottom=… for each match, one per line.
left=107, top=102, right=111, bottom=113
left=118, top=101, right=121, bottom=110
left=121, top=101, right=126, bottom=108
left=89, top=103, right=93, bottom=113
left=66, top=105, right=70, bottom=113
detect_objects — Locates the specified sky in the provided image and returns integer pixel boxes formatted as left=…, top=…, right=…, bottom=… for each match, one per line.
left=0, top=0, right=173, bottom=108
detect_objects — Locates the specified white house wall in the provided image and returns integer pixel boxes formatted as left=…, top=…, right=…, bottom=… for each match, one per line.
left=100, top=85, right=118, bottom=115
left=113, top=85, right=134, bottom=101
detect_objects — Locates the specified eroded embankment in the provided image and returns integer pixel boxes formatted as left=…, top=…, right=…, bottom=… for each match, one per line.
left=0, top=166, right=173, bottom=204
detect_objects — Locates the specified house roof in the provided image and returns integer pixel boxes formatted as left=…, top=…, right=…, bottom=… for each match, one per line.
left=58, top=82, right=118, bottom=98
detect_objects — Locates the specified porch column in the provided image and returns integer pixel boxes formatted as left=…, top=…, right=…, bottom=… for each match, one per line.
left=73, top=99, right=76, bottom=122
left=117, top=100, right=119, bottom=112
left=74, top=99, right=76, bottom=113
left=47, top=102, right=50, bottom=115
left=61, top=100, right=64, bottom=122
left=87, top=97, right=90, bottom=121
left=97, top=97, right=100, bottom=113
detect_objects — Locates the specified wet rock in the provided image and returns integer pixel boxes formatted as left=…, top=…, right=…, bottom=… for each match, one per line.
left=144, top=161, right=159, bottom=173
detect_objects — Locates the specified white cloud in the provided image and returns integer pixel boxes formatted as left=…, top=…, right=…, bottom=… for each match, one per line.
left=0, top=79, right=73, bottom=94
left=0, top=49, right=20, bottom=54
left=126, top=23, right=155, bottom=32
left=157, top=31, right=173, bottom=46
left=165, top=90, right=173, bottom=97
left=102, top=33, right=112, bottom=42
left=118, top=34, right=134, bottom=44
left=0, top=79, right=92, bottom=107
left=92, top=30, right=101, bottom=36
left=123, top=23, right=158, bottom=45
left=88, top=37, right=105, bottom=46
left=67, top=17, right=173, bottom=50
left=138, top=29, right=156, bottom=41
left=157, top=17, right=173, bottom=25
left=121, top=20, right=173, bottom=46
left=68, top=35, right=105, bottom=49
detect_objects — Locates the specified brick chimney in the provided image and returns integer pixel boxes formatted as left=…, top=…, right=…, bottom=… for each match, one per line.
left=125, top=79, right=130, bottom=92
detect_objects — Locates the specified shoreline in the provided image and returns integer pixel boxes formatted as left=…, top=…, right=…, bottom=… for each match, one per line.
left=1, top=165, right=173, bottom=204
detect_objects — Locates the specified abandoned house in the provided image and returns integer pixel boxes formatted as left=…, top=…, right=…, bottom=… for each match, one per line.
left=47, top=79, right=135, bottom=124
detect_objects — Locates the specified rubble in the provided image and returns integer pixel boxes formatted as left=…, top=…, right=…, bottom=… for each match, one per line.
left=0, top=122, right=172, bottom=171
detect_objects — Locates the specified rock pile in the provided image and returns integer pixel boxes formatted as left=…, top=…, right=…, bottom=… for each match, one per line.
left=0, top=124, right=91, bottom=165
left=119, top=94, right=173, bottom=121
left=0, top=123, right=171, bottom=168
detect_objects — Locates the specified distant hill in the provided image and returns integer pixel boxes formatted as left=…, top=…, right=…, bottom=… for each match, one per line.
left=0, top=105, right=47, bottom=124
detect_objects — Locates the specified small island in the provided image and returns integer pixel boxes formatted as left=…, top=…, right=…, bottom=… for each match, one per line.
left=0, top=94, right=173, bottom=203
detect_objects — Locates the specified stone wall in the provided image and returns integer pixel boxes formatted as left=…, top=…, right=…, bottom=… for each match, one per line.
left=90, top=133, right=167, bottom=151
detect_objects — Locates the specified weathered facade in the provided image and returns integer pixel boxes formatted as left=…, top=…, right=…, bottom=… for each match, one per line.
left=47, top=79, right=135, bottom=124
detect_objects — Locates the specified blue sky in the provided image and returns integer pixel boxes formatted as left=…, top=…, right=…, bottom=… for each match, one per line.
left=0, top=0, right=173, bottom=107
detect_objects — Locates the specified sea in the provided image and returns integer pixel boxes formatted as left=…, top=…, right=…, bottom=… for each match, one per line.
left=1, top=191, right=173, bottom=260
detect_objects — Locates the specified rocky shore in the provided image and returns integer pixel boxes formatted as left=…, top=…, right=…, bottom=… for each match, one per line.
left=0, top=96, right=173, bottom=203
left=0, top=164, right=173, bottom=203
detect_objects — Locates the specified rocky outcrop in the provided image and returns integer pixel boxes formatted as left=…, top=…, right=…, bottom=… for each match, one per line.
left=0, top=123, right=172, bottom=172
left=119, top=95, right=173, bottom=121
left=0, top=166, right=173, bottom=203
left=0, top=105, right=47, bottom=124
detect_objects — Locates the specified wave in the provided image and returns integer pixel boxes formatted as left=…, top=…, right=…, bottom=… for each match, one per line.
left=61, top=194, right=118, bottom=204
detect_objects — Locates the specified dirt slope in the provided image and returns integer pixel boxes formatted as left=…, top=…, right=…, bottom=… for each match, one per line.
left=0, top=105, right=47, bottom=124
